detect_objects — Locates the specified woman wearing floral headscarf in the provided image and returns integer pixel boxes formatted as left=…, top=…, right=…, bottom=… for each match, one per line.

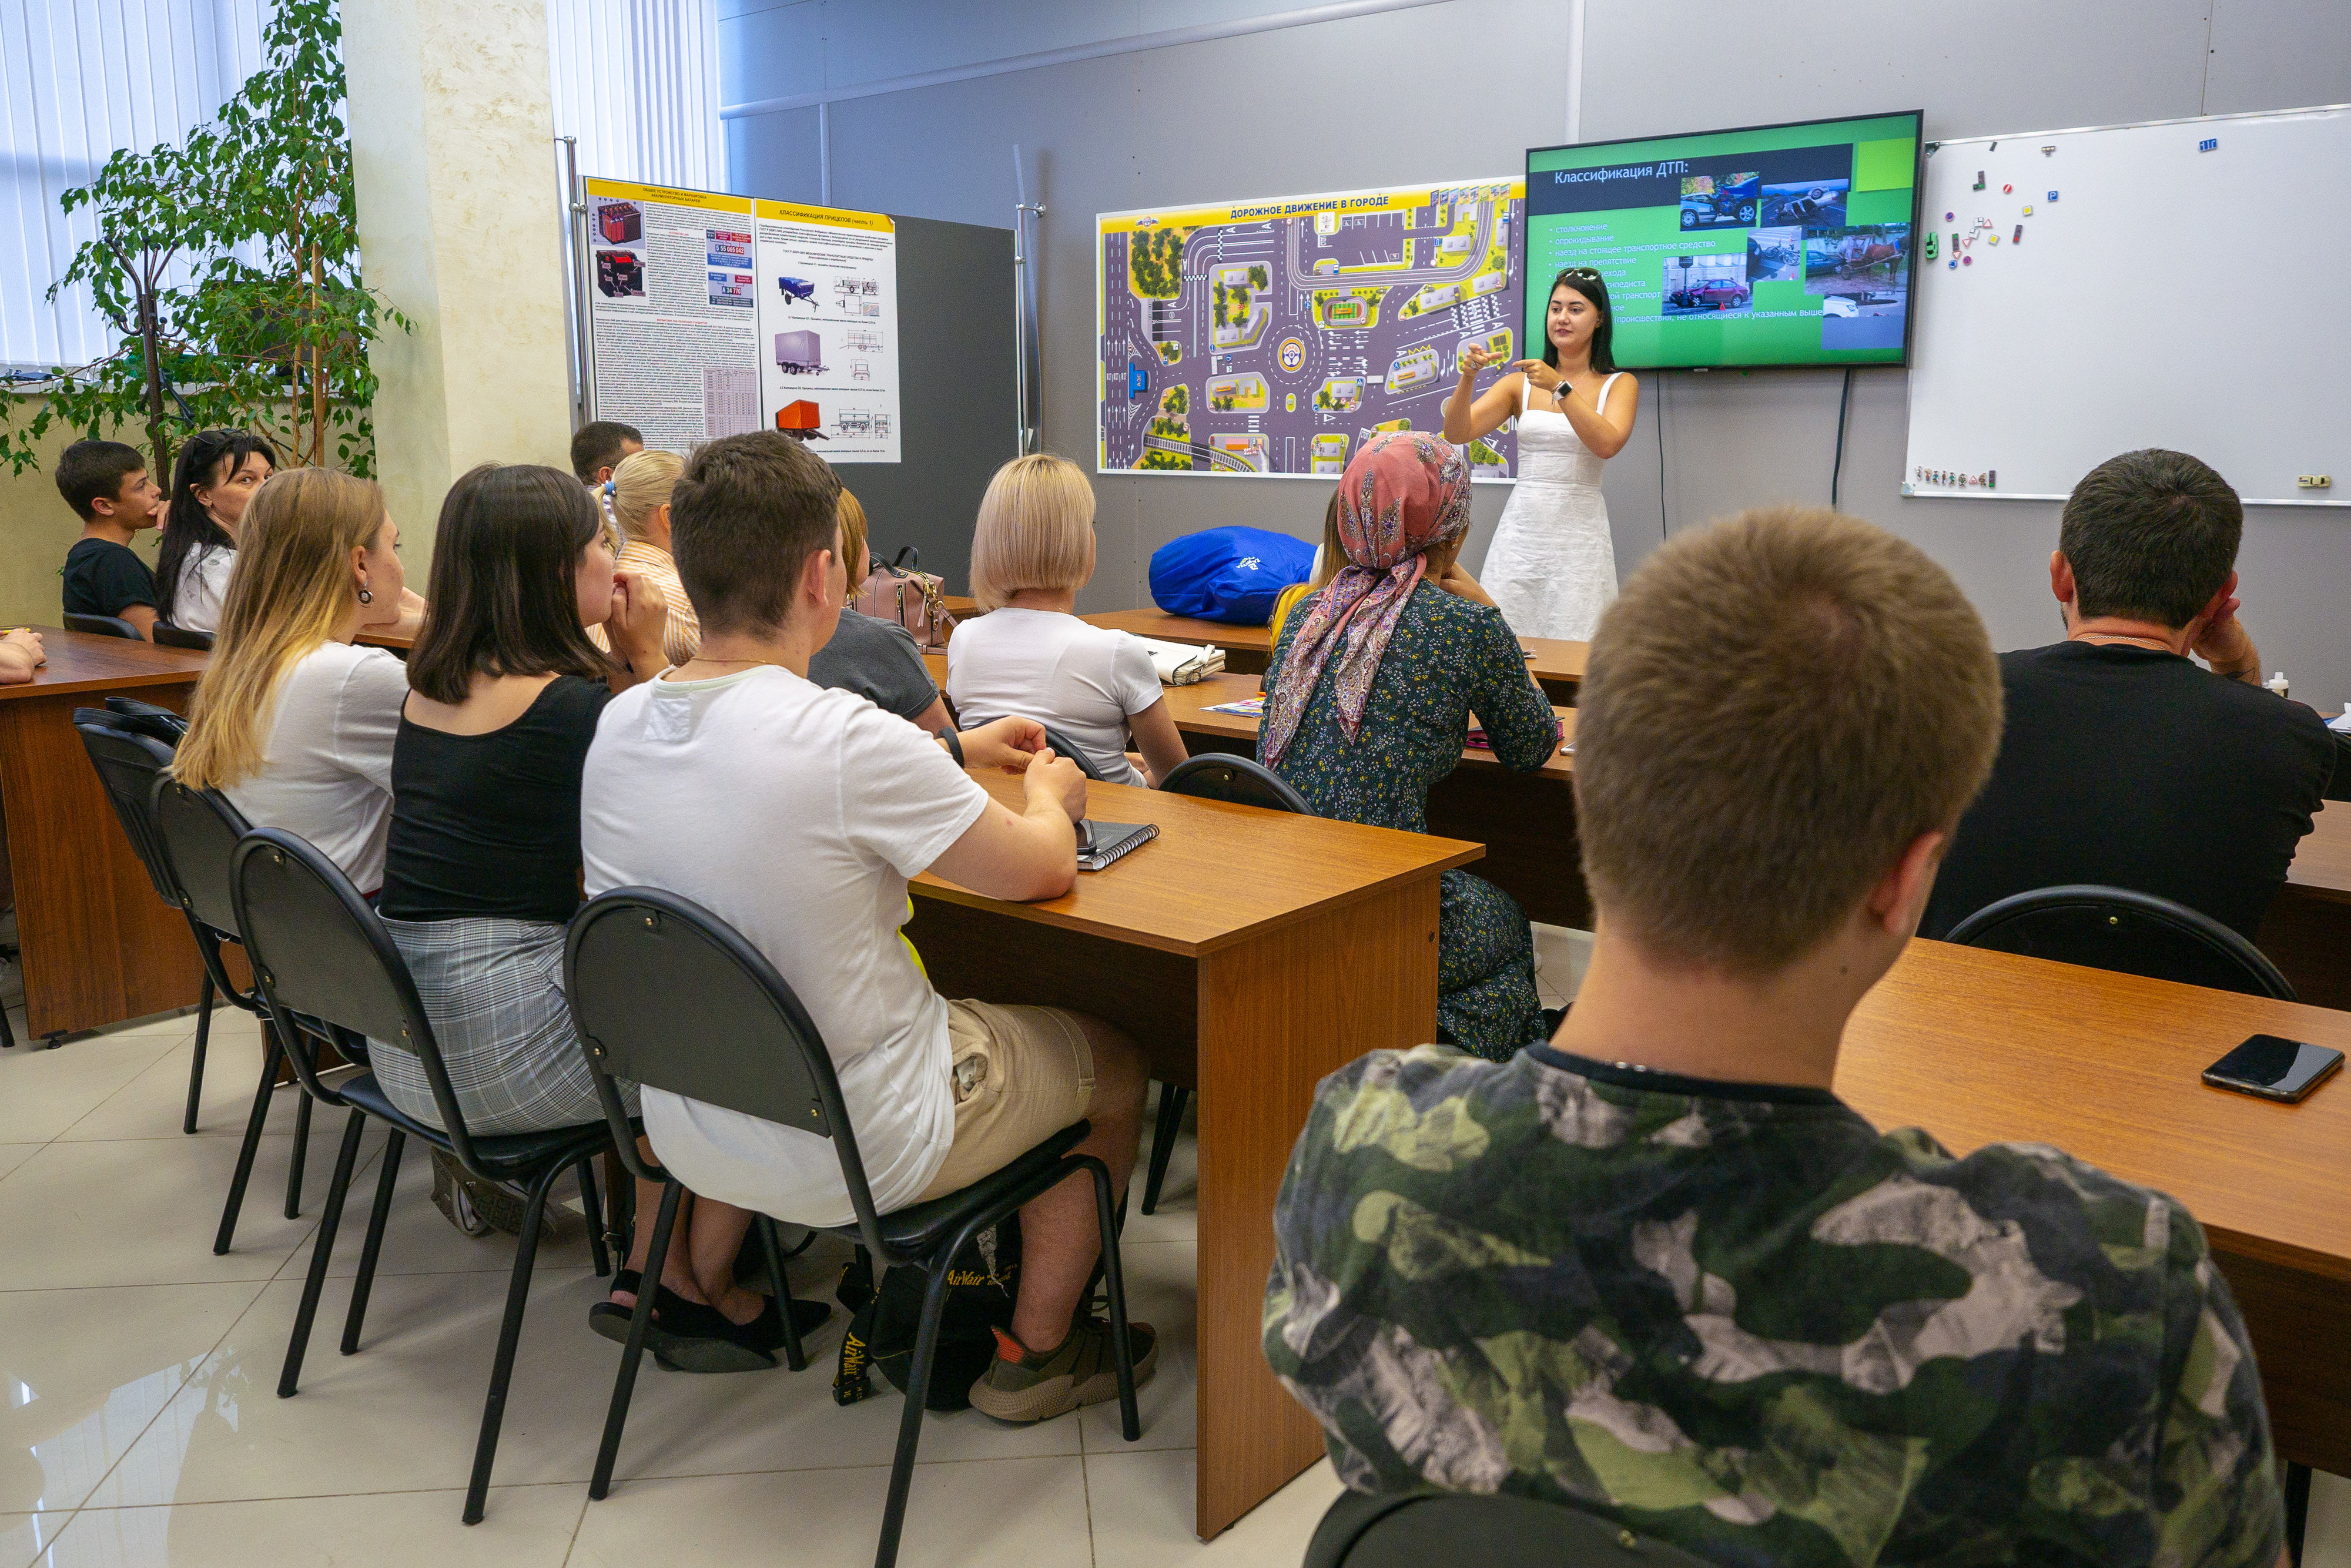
left=1260, top=431, right=1560, bottom=1057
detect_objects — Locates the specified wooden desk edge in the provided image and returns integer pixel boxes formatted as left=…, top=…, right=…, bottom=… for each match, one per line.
left=912, top=834, right=1481, bottom=958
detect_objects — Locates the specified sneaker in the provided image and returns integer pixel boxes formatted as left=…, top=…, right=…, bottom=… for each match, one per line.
left=967, top=1316, right=1157, bottom=1424
left=430, top=1150, right=493, bottom=1237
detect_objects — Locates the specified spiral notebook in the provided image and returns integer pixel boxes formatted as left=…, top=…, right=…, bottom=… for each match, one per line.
left=1075, top=819, right=1158, bottom=872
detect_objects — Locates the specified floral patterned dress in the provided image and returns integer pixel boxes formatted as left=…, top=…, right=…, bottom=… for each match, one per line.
left=1261, top=578, right=1559, bottom=1057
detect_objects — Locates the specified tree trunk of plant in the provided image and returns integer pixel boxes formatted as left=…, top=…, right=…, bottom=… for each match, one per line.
left=137, top=286, right=172, bottom=480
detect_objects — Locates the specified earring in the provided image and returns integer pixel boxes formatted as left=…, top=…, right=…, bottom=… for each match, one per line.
left=357, top=587, right=374, bottom=605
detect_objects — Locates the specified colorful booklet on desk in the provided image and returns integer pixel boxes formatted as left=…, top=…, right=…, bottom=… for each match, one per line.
left=1466, top=716, right=1567, bottom=752
left=1202, top=696, right=1264, bottom=717
left=1076, top=819, right=1158, bottom=872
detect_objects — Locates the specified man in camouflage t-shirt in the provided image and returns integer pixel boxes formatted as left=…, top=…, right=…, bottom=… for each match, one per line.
left=1263, top=507, right=2284, bottom=1568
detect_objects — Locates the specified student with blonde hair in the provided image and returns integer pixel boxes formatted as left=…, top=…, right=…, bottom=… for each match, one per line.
left=173, top=467, right=420, bottom=894
left=808, top=486, right=950, bottom=732
left=947, top=453, right=1187, bottom=785
left=589, top=448, right=701, bottom=666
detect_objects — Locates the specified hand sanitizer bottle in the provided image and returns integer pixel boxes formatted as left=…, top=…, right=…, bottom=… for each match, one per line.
left=2265, top=672, right=2290, bottom=698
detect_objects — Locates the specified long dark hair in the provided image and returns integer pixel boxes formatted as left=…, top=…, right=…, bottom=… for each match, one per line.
left=1540, top=267, right=1617, bottom=375
left=406, top=463, right=619, bottom=705
left=158, top=430, right=276, bottom=619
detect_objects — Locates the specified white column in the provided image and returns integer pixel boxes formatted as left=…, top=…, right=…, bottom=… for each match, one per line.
left=343, top=0, right=574, bottom=568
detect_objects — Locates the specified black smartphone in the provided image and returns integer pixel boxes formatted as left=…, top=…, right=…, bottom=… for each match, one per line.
left=2201, top=1034, right=2345, bottom=1103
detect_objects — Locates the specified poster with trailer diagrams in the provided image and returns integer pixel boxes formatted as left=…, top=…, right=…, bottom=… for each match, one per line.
left=582, top=178, right=902, bottom=462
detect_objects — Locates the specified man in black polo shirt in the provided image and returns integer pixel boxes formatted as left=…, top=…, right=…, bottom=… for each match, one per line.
left=1922, top=447, right=2332, bottom=943
left=56, top=438, right=163, bottom=638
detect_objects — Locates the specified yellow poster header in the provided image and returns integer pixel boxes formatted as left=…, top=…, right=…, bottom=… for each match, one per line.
left=581, top=176, right=754, bottom=215
left=755, top=199, right=895, bottom=233
left=1098, top=177, right=1522, bottom=236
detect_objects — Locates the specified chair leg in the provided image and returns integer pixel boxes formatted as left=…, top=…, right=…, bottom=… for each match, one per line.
left=756, top=1217, right=807, bottom=1371
left=575, top=1159, right=610, bottom=1278
left=1140, top=1085, right=1187, bottom=1216
left=278, top=1108, right=367, bottom=1398
left=1081, top=1154, right=1142, bottom=1442
left=2286, top=1460, right=2311, bottom=1566
left=873, top=1261, right=959, bottom=1568
left=340, top=1130, right=406, bottom=1355
left=183, top=972, right=216, bottom=1134
left=462, top=1157, right=567, bottom=1526
left=214, top=1024, right=286, bottom=1255
left=284, top=1081, right=313, bottom=1219
left=591, top=1178, right=685, bottom=1502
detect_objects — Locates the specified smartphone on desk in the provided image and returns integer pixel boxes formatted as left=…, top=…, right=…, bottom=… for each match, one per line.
left=2201, top=1034, right=2344, bottom=1102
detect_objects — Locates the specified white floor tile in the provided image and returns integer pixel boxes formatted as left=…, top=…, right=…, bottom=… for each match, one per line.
left=1086, top=1450, right=1343, bottom=1567
left=29, top=1483, right=586, bottom=1567
left=1529, top=923, right=1593, bottom=1006
left=56, top=1035, right=301, bottom=1144
left=0, top=1283, right=266, bottom=1516
left=0, top=1133, right=351, bottom=1291
left=1080, top=1242, right=1195, bottom=1453
left=569, top=1456, right=1094, bottom=1568
left=2310, top=1468, right=2351, bottom=1568
left=0, top=1036, right=187, bottom=1145
left=0, top=1145, right=38, bottom=1186
left=3, top=1512, right=71, bottom=1568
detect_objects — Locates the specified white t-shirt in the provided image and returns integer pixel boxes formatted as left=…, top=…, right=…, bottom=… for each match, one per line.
left=946, top=608, right=1163, bottom=785
left=581, top=666, right=990, bottom=1226
left=171, top=542, right=235, bottom=633
left=224, top=641, right=407, bottom=893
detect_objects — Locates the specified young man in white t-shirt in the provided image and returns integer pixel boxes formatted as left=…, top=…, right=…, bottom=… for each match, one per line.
left=582, top=432, right=1155, bottom=1421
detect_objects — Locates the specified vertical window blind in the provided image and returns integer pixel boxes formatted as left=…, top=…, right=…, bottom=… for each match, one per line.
left=0, top=0, right=721, bottom=372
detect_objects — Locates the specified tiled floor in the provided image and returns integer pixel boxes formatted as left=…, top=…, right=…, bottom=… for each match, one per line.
left=4, top=982, right=2346, bottom=1568
left=0, top=1003, right=1340, bottom=1567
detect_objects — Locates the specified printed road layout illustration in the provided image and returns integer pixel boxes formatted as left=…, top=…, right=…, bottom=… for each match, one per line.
left=1099, top=179, right=1524, bottom=479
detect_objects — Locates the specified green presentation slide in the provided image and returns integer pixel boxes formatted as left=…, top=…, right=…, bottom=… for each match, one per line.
left=1525, top=112, right=1921, bottom=368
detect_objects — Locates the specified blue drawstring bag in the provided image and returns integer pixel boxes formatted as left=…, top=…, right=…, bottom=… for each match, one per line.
left=1148, top=526, right=1315, bottom=625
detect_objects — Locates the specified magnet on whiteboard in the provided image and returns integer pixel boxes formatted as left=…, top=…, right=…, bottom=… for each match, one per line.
left=1988, top=234, right=2000, bottom=245
left=2048, top=190, right=2058, bottom=200
left=2198, top=137, right=2217, bottom=152
left=2022, top=205, right=2032, bottom=215
left=1944, top=210, right=1955, bottom=221
left=1948, top=259, right=1957, bottom=269
left=1962, top=254, right=1972, bottom=266
left=2002, top=183, right=2012, bottom=193
left=2041, top=145, right=2055, bottom=155
left=2013, top=225, right=2023, bottom=242
left=1974, top=172, right=1985, bottom=189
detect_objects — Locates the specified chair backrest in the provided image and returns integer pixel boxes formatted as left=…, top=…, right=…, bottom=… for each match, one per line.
left=71, top=713, right=180, bottom=906
left=1039, top=725, right=1106, bottom=781
left=1160, top=752, right=1312, bottom=814
left=65, top=612, right=143, bottom=640
left=229, top=827, right=486, bottom=1162
left=1307, top=1490, right=1717, bottom=1568
left=150, top=776, right=253, bottom=939
left=103, top=694, right=190, bottom=738
left=564, top=887, right=895, bottom=1251
left=153, top=623, right=215, bottom=650
left=1944, top=883, right=2296, bottom=1001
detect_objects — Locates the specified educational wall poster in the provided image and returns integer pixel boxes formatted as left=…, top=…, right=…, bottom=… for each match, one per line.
left=1525, top=111, right=1922, bottom=370
left=755, top=199, right=902, bottom=463
left=582, top=178, right=902, bottom=462
left=1097, top=179, right=1525, bottom=480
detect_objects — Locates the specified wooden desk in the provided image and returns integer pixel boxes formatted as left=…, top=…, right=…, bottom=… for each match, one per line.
left=1843, top=940, right=2351, bottom=1476
left=905, top=769, right=1476, bottom=1538
left=1083, top=608, right=1588, bottom=704
left=1159, top=673, right=1592, bottom=929
left=2260, top=802, right=2351, bottom=1008
left=0, top=629, right=213, bottom=1041
left=356, top=628, right=414, bottom=653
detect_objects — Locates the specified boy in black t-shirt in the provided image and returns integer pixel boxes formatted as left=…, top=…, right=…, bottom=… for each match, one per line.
left=1923, top=447, right=2332, bottom=942
left=56, top=439, right=164, bottom=638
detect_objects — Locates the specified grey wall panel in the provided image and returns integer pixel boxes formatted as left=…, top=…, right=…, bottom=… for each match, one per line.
left=719, top=1, right=823, bottom=106
left=2205, top=0, right=2351, bottom=116
left=724, top=105, right=823, bottom=205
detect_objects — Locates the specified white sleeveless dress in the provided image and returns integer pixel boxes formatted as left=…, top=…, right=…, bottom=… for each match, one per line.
left=1482, top=371, right=1623, bottom=641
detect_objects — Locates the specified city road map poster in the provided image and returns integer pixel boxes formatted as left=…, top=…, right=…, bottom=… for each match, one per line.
left=1097, top=178, right=1525, bottom=480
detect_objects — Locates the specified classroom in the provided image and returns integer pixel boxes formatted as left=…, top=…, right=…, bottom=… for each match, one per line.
left=2, top=2, right=2348, bottom=1565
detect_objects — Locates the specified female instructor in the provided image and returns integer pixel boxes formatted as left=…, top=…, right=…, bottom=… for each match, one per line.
left=1442, top=266, right=1638, bottom=641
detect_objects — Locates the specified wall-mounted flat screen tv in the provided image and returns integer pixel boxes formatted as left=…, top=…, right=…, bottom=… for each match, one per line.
left=1524, top=110, right=1923, bottom=369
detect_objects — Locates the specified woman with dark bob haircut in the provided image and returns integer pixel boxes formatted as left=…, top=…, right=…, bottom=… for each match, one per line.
left=380, top=463, right=812, bottom=1365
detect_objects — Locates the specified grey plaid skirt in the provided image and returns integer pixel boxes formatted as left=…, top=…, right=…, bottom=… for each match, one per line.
left=374, top=916, right=638, bottom=1137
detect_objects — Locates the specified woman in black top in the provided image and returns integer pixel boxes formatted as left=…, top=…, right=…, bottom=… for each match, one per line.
left=384, top=463, right=802, bottom=1365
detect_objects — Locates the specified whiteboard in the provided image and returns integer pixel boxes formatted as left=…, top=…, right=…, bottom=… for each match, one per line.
left=1904, top=104, right=2350, bottom=507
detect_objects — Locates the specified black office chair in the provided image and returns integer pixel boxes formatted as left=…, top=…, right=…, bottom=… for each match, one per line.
left=229, top=827, right=615, bottom=1527
left=150, top=776, right=321, bottom=1249
left=1140, top=752, right=1315, bottom=1214
left=1040, top=724, right=1106, bottom=780
left=153, top=624, right=215, bottom=650
left=1307, top=1490, right=1716, bottom=1568
left=564, top=887, right=1144, bottom=1568
left=1944, top=884, right=2296, bottom=1000
left=64, top=612, right=143, bottom=640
